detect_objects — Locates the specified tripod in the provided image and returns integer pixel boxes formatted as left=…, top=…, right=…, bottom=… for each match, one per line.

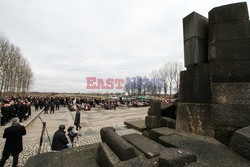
left=37, top=116, right=51, bottom=154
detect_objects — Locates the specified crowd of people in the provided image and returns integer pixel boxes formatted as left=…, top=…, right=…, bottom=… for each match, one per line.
left=0, top=97, right=32, bottom=126
left=0, top=96, right=152, bottom=126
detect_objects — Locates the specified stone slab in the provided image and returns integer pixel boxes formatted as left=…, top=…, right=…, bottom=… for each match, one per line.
left=209, top=60, right=250, bottom=83
left=96, top=142, right=120, bottom=167
left=158, top=148, right=197, bottom=167
left=230, top=126, right=250, bottom=160
left=145, top=116, right=161, bottom=129
left=208, top=39, right=250, bottom=62
left=184, top=37, right=208, bottom=67
left=211, top=83, right=250, bottom=104
left=123, top=133, right=165, bottom=158
left=209, top=20, right=250, bottom=44
left=158, top=133, right=250, bottom=167
left=161, top=117, right=176, bottom=129
left=124, top=119, right=146, bottom=132
left=209, top=2, right=249, bottom=25
left=183, top=12, right=208, bottom=41
left=176, top=103, right=214, bottom=137
left=100, top=127, right=137, bottom=161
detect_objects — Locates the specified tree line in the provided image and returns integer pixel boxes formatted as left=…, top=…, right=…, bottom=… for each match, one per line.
left=0, top=33, right=33, bottom=97
left=124, top=61, right=183, bottom=98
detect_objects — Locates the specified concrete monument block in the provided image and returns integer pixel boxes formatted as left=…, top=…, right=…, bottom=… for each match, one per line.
left=100, top=127, right=137, bottom=161
left=183, top=12, right=208, bottom=67
left=96, top=142, right=120, bottom=167
left=184, top=37, right=208, bottom=66
left=209, top=2, right=249, bottom=25
left=230, top=126, right=250, bottom=160
left=212, top=83, right=250, bottom=105
left=209, top=60, right=250, bottom=83
left=183, top=12, right=208, bottom=40
left=148, top=100, right=161, bottom=116
left=145, top=116, right=161, bottom=129
left=208, top=38, right=250, bottom=61
left=158, top=148, right=197, bottom=167
left=179, top=64, right=212, bottom=104
left=209, top=20, right=250, bottom=44
left=212, top=104, right=250, bottom=128
left=176, top=103, right=214, bottom=137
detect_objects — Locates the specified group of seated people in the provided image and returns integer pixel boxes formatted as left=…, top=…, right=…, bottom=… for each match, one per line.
left=51, top=125, right=79, bottom=151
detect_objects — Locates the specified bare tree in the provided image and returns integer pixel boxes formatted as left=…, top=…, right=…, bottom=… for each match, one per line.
left=0, top=33, right=34, bottom=97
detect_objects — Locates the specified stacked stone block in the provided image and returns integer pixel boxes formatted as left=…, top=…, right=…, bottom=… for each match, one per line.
left=145, top=100, right=161, bottom=129
left=177, top=2, right=250, bottom=145
left=183, top=12, right=208, bottom=67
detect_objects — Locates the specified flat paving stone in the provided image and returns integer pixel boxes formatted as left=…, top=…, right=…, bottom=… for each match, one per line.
left=123, top=133, right=164, bottom=158
left=124, top=119, right=146, bottom=132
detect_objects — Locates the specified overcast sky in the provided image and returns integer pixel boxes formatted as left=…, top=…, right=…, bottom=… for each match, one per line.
left=0, top=0, right=248, bottom=92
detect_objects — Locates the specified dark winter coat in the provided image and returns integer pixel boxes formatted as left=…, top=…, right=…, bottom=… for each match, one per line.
left=74, top=111, right=81, bottom=126
left=2, top=123, right=26, bottom=156
left=51, top=130, right=69, bottom=151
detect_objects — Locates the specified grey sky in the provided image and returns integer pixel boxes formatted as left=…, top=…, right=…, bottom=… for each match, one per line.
left=0, top=0, right=248, bottom=92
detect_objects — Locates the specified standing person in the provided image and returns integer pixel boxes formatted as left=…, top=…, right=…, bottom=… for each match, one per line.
left=55, top=99, right=60, bottom=110
left=50, top=101, right=55, bottom=114
left=43, top=101, right=49, bottom=114
left=0, top=118, right=26, bottom=167
left=74, top=109, right=81, bottom=131
left=34, top=99, right=39, bottom=111
left=51, top=125, right=71, bottom=151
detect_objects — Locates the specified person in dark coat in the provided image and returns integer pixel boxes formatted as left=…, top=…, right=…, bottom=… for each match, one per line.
left=19, top=102, right=26, bottom=122
left=0, top=118, right=26, bottom=167
left=51, top=125, right=71, bottom=151
left=55, top=99, right=60, bottom=110
left=74, top=109, right=81, bottom=130
left=50, top=101, right=55, bottom=114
